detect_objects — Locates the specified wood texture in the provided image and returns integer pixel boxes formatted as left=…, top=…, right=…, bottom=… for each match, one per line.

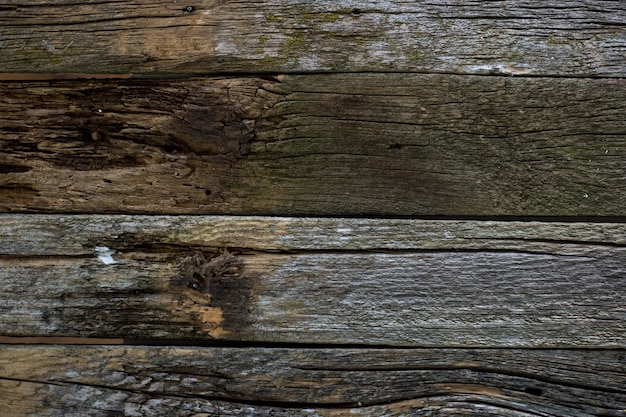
left=1, top=346, right=624, bottom=416
left=2, top=74, right=625, bottom=216
left=2, top=2, right=624, bottom=416
left=1, top=1, right=625, bottom=76
left=3, top=214, right=626, bottom=255
left=1, top=215, right=624, bottom=347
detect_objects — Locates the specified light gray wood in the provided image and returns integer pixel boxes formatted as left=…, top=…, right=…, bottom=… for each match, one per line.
left=0, top=215, right=624, bottom=347
left=2, top=214, right=626, bottom=255
left=1, top=1, right=625, bottom=76
left=1, top=74, right=625, bottom=216
left=0, top=346, right=624, bottom=416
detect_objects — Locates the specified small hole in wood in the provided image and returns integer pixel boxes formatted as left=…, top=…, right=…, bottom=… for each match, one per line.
left=205, top=189, right=212, bottom=196
left=184, top=5, right=194, bottom=12
left=524, top=387, right=543, bottom=396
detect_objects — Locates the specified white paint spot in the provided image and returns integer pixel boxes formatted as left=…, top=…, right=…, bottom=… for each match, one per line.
left=467, top=64, right=532, bottom=75
left=95, top=246, right=117, bottom=265
left=443, top=231, right=455, bottom=239
left=214, top=40, right=239, bottom=55
left=42, top=40, right=57, bottom=54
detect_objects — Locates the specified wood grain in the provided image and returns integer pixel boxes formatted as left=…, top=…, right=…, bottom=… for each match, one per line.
left=1, top=1, right=625, bottom=76
left=2, top=214, right=626, bottom=255
left=1, top=74, right=625, bottom=216
left=0, top=215, right=624, bottom=347
left=0, top=346, right=624, bottom=416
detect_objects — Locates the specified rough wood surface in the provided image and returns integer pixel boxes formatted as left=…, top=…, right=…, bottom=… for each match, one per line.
left=1, top=215, right=624, bottom=347
left=2, top=74, right=625, bottom=216
left=1, top=1, right=625, bottom=76
left=1, top=346, right=624, bottom=416
left=2, top=214, right=626, bottom=255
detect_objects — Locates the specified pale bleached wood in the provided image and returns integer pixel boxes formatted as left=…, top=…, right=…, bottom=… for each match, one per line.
left=0, top=346, right=623, bottom=416
left=0, top=1, right=625, bottom=76
left=0, top=215, right=624, bottom=347
left=1, top=74, right=625, bottom=216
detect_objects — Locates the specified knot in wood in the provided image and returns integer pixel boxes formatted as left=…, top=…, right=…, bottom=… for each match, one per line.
left=178, top=252, right=242, bottom=293
left=174, top=251, right=252, bottom=333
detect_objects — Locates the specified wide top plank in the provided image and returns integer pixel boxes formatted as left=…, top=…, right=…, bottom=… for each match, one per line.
left=1, top=1, right=625, bottom=76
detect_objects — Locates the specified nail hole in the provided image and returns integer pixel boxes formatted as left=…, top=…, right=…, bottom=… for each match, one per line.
left=184, top=5, right=194, bottom=12
left=524, top=387, right=543, bottom=396
left=205, top=189, right=212, bottom=196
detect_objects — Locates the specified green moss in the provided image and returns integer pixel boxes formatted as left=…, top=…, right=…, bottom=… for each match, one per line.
left=257, top=6, right=349, bottom=70
left=266, top=12, right=280, bottom=22
left=258, top=35, right=267, bottom=54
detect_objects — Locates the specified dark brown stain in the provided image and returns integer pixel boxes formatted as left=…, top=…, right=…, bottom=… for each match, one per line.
left=0, top=164, right=31, bottom=173
left=0, top=183, right=39, bottom=200
left=0, top=73, right=133, bottom=81
left=8, top=79, right=259, bottom=173
left=176, top=251, right=252, bottom=332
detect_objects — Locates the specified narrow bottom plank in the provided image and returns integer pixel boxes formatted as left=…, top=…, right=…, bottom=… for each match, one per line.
left=0, top=346, right=623, bottom=416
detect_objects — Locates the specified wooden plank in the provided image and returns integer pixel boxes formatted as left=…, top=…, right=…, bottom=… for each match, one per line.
left=2, top=215, right=626, bottom=256
left=1, top=215, right=624, bottom=347
left=1, top=74, right=625, bottom=216
left=0, top=346, right=624, bottom=416
left=1, top=1, right=625, bottom=76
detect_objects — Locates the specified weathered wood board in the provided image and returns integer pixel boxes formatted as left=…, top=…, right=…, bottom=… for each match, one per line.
left=2, top=74, right=625, bottom=215
left=1, top=346, right=624, bottom=416
left=1, top=215, right=624, bottom=347
left=1, top=1, right=625, bottom=76
left=1, top=1, right=625, bottom=416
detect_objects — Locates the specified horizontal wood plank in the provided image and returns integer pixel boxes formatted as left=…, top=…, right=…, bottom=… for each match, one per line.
left=2, top=214, right=626, bottom=255
left=1, top=74, right=625, bottom=216
left=0, top=215, right=624, bottom=347
left=1, top=1, right=625, bottom=76
left=0, top=346, right=624, bottom=416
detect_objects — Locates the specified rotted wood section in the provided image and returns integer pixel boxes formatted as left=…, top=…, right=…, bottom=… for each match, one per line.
left=1, top=74, right=625, bottom=216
